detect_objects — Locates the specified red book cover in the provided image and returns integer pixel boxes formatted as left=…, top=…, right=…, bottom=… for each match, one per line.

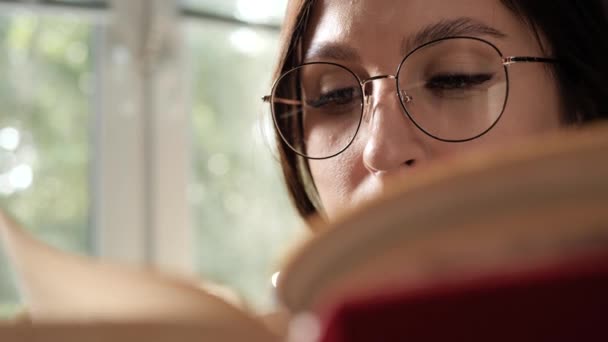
left=321, top=254, right=608, bottom=342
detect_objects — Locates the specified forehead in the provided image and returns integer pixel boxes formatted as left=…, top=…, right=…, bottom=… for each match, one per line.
left=302, top=0, right=537, bottom=66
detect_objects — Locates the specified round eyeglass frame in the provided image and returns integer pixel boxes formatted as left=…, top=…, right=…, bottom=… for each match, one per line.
left=265, top=36, right=557, bottom=160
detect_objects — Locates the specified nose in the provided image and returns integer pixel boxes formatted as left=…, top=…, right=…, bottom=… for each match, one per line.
left=361, top=77, right=426, bottom=175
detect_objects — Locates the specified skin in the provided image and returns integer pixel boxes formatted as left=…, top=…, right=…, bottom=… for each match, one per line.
left=302, top=0, right=564, bottom=219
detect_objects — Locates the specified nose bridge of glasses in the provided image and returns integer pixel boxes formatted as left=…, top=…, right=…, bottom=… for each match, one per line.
left=361, top=74, right=408, bottom=123
left=361, top=74, right=398, bottom=104
left=361, top=74, right=413, bottom=109
left=361, top=74, right=397, bottom=88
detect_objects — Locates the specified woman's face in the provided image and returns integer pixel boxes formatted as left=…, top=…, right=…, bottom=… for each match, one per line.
left=302, top=0, right=563, bottom=218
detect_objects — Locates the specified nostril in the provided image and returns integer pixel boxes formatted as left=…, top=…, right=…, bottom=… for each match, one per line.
left=405, top=159, right=416, bottom=167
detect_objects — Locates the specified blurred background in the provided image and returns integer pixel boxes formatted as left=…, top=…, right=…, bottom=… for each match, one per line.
left=0, top=0, right=303, bottom=317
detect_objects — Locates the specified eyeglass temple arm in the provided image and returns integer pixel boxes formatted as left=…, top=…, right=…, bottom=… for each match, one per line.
left=503, top=56, right=558, bottom=65
left=261, top=95, right=302, bottom=105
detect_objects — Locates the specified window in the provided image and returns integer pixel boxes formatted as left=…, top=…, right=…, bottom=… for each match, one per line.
left=0, top=11, right=95, bottom=316
left=0, top=0, right=299, bottom=317
left=181, top=0, right=287, bottom=25
left=187, top=18, right=300, bottom=309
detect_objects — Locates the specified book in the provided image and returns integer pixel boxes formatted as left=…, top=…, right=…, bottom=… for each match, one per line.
left=1, top=122, right=608, bottom=341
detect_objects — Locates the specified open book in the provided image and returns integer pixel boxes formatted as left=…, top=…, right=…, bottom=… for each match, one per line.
left=1, top=122, right=608, bottom=341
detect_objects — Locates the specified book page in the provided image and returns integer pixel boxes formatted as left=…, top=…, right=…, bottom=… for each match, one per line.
left=0, top=210, right=277, bottom=341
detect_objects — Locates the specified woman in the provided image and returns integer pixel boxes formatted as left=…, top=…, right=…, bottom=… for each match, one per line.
left=265, top=0, right=608, bottom=222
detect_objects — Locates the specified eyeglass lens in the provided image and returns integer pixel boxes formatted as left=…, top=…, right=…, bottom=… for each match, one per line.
left=272, top=37, right=508, bottom=159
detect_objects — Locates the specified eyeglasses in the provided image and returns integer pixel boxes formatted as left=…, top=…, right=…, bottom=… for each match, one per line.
left=263, top=36, right=557, bottom=160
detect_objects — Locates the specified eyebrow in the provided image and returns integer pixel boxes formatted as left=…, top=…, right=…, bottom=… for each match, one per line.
left=304, top=43, right=361, bottom=63
left=303, top=17, right=507, bottom=63
left=403, top=17, right=507, bottom=53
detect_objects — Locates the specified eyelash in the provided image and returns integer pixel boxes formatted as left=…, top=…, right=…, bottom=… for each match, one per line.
left=425, top=73, right=494, bottom=91
left=307, top=87, right=361, bottom=108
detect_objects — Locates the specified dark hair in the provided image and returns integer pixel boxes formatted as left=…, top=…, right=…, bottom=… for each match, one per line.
left=500, top=0, right=608, bottom=123
left=272, top=0, right=608, bottom=221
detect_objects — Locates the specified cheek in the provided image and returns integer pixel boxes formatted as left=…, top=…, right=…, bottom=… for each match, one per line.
left=308, top=140, right=366, bottom=214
